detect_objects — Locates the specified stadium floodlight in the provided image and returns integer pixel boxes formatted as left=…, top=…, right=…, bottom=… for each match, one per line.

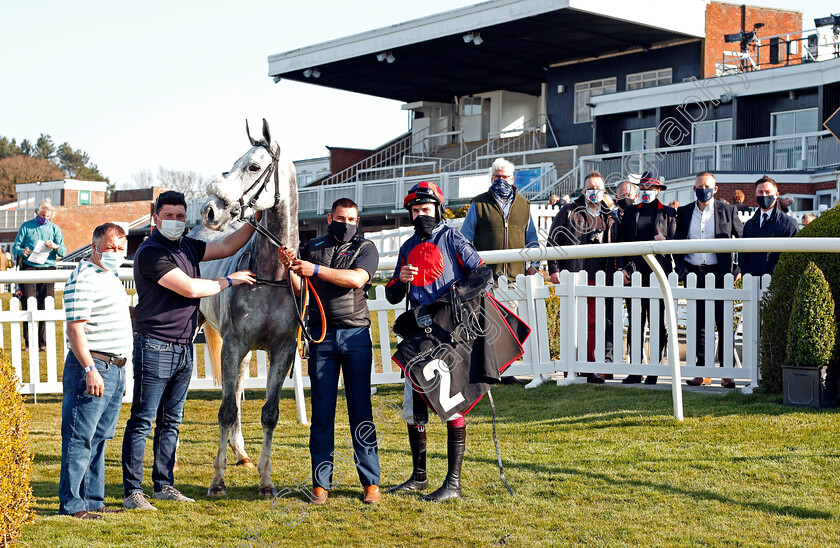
left=312, top=68, right=321, bottom=78
left=303, top=68, right=312, bottom=78
left=376, top=52, right=387, bottom=62
left=385, top=52, right=396, bottom=64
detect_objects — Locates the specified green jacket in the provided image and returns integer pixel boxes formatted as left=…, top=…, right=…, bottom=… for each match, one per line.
left=470, top=191, right=531, bottom=278
left=13, top=218, right=66, bottom=268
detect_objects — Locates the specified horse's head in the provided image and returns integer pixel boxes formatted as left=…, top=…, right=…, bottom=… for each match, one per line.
left=201, top=119, right=295, bottom=231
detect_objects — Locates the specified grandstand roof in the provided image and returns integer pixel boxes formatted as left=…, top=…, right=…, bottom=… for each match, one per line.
left=267, top=0, right=706, bottom=103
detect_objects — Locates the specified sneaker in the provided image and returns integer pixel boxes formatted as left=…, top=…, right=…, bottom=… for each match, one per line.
left=124, top=492, right=157, bottom=511
left=152, top=485, right=195, bottom=502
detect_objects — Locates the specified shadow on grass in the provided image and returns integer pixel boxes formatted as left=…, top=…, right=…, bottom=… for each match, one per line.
left=461, top=452, right=836, bottom=521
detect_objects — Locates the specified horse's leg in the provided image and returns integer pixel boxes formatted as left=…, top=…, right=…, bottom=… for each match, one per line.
left=229, top=351, right=256, bottom=469
left=257, top=338, right=296, bottom=497
left=209, top=338, right=251, bottom=496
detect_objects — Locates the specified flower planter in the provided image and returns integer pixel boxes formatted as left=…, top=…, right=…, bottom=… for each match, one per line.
left=781, top=364, right=838, bottom=409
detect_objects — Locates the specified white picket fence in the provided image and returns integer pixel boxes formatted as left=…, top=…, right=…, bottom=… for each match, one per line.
left=4, top=268, right=765, bottom=400
left=6, top=236, right=839, bottom=421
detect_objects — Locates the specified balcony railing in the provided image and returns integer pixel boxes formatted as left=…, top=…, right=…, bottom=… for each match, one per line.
left=580, top=130, right=840, bottom=184
left=297, top=162, right=557, bottom=215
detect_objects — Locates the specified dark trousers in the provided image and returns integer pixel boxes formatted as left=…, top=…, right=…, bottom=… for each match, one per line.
left=20, top=262, right=56, bottom=348
left=626, top=275, right=667, bottom=363
left=686, top=264, right=726, bottom=367
left=586, top=279, right=614, bottom=363
left=309, top=327, right=380, bottom=490
left=122, top=334, right=193, bottom=495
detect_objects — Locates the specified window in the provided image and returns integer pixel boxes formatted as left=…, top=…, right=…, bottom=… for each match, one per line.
left=771, top=108, right=818, bottom=136
left=771, top=108, right=819, bottom=169
left=461, top=97, right=482, bottom=116
left=626, top=68, right=673, bottom=91
left=78, top=190, right=90, bottom=205
left=622, top=127, right=657, bottom=152
left=691, top=119, right=733, bottom=172
left=692, top=119, right=732, bottom=144
left=574, top=78, right=617, bottom=124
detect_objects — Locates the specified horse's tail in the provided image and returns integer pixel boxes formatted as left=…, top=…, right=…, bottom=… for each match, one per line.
left=205, top=324, right=224, bottom=387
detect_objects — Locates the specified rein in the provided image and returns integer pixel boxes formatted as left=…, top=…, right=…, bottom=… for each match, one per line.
left=239, top=141, right=326, bottom=350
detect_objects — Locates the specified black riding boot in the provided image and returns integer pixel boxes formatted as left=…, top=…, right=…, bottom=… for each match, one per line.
left=386, top=425, right=428, bottom=493
left=420, top=422, right=465, bottom=502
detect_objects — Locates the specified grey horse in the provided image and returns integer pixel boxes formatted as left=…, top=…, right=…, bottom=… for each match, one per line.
left=189, top=119, right=299, bottom=497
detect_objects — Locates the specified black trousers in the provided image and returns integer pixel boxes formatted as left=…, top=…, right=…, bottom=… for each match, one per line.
left=625, top=274, right=667, bottom=364
left=20, top=262, right=56, bottom=348
left=686, top=264, right=726, bottom=367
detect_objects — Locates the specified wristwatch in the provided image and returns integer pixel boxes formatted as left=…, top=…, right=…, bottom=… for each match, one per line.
left=83, top=365, right=97, bottom=373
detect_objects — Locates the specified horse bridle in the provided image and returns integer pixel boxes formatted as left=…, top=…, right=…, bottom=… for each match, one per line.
left=233, top=141, right=317, bottom=345
left=236, top=140, right=281, bottom=224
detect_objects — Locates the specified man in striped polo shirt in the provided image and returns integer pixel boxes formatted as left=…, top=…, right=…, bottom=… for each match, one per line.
left=58, top=223, right=132, bottom=519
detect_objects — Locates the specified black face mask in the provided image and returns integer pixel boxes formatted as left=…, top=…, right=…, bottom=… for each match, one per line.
left=616, top=198, right=633, bottom=210
left=756, top=195, right=776, bottom=210
left=328, top=220, right=357, bottom=242
left=412, top=214, right=438, bottom=238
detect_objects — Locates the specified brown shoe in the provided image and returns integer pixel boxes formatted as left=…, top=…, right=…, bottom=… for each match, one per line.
left=686, top=377, right=711, bottom=386
left=71, top=510, right=102, bottom=520
left=92, top=507, right=126, bottom=514
left=362, top=485, right=381, bottom=505
left=310, top=487, right=328, bottom=505
left=721, top=378, right=736, bottom=388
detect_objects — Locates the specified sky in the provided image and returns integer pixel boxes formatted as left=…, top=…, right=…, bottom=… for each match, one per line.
left=0, top=0, right=830, bottom=188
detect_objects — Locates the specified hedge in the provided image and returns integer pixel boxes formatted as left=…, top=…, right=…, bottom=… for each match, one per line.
left=759, top=205, right=840, bottom=392
left=787, top=262, right=835, bottom=368
left=0, top=350, right=34, bottom=547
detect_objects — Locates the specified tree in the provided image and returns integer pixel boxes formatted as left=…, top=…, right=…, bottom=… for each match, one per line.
left=127, top=167, right=210, bottom=200
left=56, top=142, right=108, bottom=182
left=33, top=134, right=55, bottom=161
left=0, top=138, right=23, bottom=160
left=0, top=156, right=64, bottom=204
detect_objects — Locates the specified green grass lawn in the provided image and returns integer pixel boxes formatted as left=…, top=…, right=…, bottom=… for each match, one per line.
left=21, top=383, right=840, bottom=547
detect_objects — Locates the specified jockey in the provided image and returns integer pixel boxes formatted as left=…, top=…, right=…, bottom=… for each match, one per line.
left=385, top=181, right=484, bottom=501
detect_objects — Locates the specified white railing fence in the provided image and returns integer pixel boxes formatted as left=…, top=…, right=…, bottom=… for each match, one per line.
left=6, top=238, right=839, bottom=422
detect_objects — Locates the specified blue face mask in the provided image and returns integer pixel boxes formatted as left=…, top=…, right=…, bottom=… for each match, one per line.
left=490, top=178, right=514, bottom=201
left=35, top=215, right=49, bottom=226
left=695, top=187, right=714, bottom=203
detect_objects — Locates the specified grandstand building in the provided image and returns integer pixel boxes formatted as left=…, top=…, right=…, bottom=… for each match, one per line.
left=267, top=0, right=840, bottom=235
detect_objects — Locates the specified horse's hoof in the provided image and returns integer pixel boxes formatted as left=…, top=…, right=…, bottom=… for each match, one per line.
left=258, top=485, right=278, bottom=498
left=236, top=458, right=256, bottom=470
left=208, top=484, right=227, bottom=497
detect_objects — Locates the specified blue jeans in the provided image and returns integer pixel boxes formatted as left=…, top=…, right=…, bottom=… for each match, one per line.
left=122, top=334, right=193, bottom=495
left=58, top=351, right=125, bottom=515
left=309, top=327, right=380, bottom=490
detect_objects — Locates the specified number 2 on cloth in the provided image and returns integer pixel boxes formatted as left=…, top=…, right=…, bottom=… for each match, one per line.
left=423, top=359, right=465, bottom=412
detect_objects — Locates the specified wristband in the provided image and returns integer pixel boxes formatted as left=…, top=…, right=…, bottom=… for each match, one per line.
left=225, top=276, right=233, bottom=288
left=313, top=264, right=320, bottom=277
left=83, top=365, right=96, bottom=373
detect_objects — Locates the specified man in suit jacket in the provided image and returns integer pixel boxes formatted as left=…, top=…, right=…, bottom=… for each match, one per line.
left=675, top=172, right=744, bottom=388
left=740, top=175, right=799, bottom=278
left=618, top=172, right=677, bottom=385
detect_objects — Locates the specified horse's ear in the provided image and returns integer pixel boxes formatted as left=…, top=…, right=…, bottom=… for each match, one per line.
left=262, top=119, right=272, bottom=146
left=246, top=120, right=256, bottom=146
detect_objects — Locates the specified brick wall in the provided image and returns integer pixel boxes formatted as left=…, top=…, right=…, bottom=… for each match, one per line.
left=328, top=147, right=373, bottom=174
left=704, top=2, right=802, bottom=78
left=716, top=180, right=837, bottom=208
left=56, top=202, right=152, bottom=254
left=110, top=187, right=170, bottom=203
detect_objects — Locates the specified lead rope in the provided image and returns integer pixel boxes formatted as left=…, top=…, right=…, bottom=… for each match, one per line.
left=487, top=389, right=514, bottom=495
